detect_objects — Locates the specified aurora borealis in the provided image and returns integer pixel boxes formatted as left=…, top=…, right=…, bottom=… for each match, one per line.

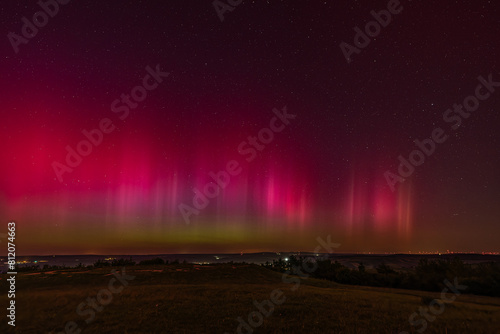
left=0, top=0, right=499, bottom=255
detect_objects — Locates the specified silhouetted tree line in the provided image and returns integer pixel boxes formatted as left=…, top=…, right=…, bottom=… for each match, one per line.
left=14, top=257, right=183, bottom=272
left=263, top=256, right=500, bottom=297
left=92, top=257, right=137, bottom=267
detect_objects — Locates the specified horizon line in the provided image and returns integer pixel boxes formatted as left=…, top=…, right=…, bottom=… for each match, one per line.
left=6, top=251, right=500, bottom=257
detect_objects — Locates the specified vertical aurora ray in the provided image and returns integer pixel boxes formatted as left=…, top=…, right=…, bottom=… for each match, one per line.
left=343, top=168, right=414, bottom=239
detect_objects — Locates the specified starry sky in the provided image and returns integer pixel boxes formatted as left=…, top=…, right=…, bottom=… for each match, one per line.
left=0, top=0, right=499, bottom=255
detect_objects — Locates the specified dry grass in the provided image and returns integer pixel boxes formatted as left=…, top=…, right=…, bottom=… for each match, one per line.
left=1, top=264, right=499, bottom=333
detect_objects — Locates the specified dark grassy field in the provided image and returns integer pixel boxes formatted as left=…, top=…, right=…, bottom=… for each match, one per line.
left=1, top=264, right=500, bottom=333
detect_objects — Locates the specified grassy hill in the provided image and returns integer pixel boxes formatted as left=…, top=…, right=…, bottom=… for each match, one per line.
left=1, top=263, right=500, bottom=333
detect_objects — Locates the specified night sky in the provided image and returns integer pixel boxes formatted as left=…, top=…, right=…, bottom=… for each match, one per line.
left=1, top=0, right=499, bottom=255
